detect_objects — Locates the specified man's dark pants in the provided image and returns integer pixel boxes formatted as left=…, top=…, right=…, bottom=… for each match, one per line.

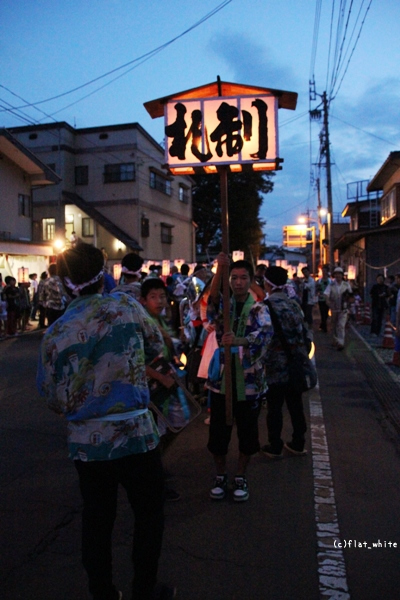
left=318, top=301, right=329, bottom=332
left=207, top=390, right=261, bottom=457
left=75, top=448, right=165, bottom=600
left=266, top=383, right=307, bottom=451
left=371, top=307, right=385, bottom=335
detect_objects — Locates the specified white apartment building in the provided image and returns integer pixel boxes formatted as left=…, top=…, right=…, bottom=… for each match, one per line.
left=0, top=128, right=60, bottom=279
left=9, top=121, right=195, bottom=273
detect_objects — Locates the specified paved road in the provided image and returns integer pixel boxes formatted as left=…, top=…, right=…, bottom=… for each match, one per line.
left=1, top=324, right=400, bottom=600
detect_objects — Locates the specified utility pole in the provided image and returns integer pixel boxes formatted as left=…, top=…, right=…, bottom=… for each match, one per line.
left=322, top=92, right=334, bottom=270
left=316, top=177, right=324, bottom=267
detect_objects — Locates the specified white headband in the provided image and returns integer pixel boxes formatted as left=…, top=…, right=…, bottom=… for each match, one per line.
left=264, top=276, right=285, bottom=291
left=264, top=277, right=297, bottom=299
left=121, top=266, right=142, bottom=277
left=64, top=268, right=104, bottom=296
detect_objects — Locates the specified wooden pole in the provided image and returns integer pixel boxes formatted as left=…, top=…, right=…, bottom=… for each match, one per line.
left=219, top=165, right=233, bottom=425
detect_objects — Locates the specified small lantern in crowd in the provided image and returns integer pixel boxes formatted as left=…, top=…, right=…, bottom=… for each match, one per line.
left=18, top=266, right=29, bottom=283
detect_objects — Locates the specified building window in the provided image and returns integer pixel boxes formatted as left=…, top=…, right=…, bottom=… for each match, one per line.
left=160, top=223, right=173, bottom=244
left=380, top=187, right=397, bottom=225
left=18, top=194, right=31, bottom=217
left=104, top=163, right=135, bottom=183
left=82, top=217, right=94, bottom=237
left=150, top=171, right=172, bottom=196
left=141, top=217, right=150, bottom=238
left=42, top=218, right=55, bottom=241
left=75, top=165, right=89, bottom=185
left=179, top=184, right=189, bottom=204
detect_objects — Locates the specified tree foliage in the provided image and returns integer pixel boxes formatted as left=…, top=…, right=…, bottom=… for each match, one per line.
left=192, top=171, right=274, bottom=262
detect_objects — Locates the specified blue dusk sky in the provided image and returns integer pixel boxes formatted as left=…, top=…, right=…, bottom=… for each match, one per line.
left=1, top=0, right=399, bottom=245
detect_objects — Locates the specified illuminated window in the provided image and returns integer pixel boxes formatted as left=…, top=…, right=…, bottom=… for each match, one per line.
left=380, top=186, right=398, bottom=224
left=82, top=218, right=94, bottom=237
left=104, top=163, right=135, bottom=183
left=42, top=218, right=55, bottom=241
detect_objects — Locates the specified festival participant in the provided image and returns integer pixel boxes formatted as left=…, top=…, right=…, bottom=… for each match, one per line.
left=2, top=276, right=20, bottom=336
left=261, top=266, right=309, bottom=458
left=324, top=266, right=354, bottom=350
left=17, top=281, right=31, bottom=332
left=43, top=263, right=68, bottom=325
left=29, top=273, right=39, bottom=321
left=37, top=242, right=175, bottom=600
left=141, top=277, right=190, bottom=502
left=111, top=252, right=144, bottom=300
left=301, top=266, right=317, bottom=327
left=206, top=253, right=273, bottom=502
left=291, top=272, right=303, bottom=303
left=388, top=274, right=400, bottom=326
left=370, top=273, right=389, bottom=336
left=0, top=286, right=6, bottom=338
left=316, top=266, right=331, bottom=332
left=37, top=271, right=48, bottom=329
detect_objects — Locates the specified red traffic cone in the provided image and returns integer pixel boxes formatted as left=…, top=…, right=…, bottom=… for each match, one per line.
left=382, top=316, right=395, bottom=349
left=387, top=351, right=400, bottom=367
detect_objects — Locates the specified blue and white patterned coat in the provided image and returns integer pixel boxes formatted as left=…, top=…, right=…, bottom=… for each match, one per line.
left=37, top=292, right=164, bottom=461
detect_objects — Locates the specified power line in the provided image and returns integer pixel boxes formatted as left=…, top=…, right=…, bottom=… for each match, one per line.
left=329, top=0, right=354, bottom=97
left=0, top=0, right=233, bottom=115
left=331, top=113, right=397, bottom=146
left=309, top=0, right=322, bottom=81
left=330, top=0, right=373, bottom=100
left=325, top=0, right=337, bottom=93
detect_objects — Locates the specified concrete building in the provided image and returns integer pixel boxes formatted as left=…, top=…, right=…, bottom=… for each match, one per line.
left=0, top=128, right=60, bottom=280
left=9, top=121, right=195, bottom=276
left=335, top=158, right=400, bottom=297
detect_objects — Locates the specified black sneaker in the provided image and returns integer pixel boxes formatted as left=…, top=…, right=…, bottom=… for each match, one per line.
left=233, top=476, right=249, bottom=502
left=210, top=474, right=228, bottom=500
left=284, top=442, right=307, bottom=456
left=261, top=444, right=283, bottom=459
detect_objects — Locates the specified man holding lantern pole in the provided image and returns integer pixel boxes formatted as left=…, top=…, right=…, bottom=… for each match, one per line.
left=206, top=252, right=273, bottom=502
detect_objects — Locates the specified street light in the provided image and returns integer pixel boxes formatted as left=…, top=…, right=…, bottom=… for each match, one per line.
left=53, top=238, right=65, bottom=253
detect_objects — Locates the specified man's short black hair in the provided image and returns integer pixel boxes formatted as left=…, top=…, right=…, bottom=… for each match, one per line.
left=57, top=243, right=104, bottom=296
left=48, top=263, right=57, bottom=276
left=229, top=259, right=254, bottom=279
left=180, top=263, right=190, bottom=276
left=141, top=277, right=166, bottom=299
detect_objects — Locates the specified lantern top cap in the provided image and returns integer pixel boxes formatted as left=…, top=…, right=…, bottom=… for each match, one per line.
left=144, top=78, right=298, bottom=119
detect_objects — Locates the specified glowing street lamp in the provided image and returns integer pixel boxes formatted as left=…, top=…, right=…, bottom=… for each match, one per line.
left=53, top=238, right=65, bottom=252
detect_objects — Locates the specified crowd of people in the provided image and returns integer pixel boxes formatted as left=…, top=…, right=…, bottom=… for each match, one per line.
left=2, top=245, right=399, bottom=600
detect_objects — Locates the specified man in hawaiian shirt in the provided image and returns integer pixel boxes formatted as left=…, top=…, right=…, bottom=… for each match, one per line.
left=37, top=242, right=175, bottom=600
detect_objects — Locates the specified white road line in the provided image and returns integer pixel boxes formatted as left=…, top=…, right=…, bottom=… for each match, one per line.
left=309, top=387, right=351, bottom=599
